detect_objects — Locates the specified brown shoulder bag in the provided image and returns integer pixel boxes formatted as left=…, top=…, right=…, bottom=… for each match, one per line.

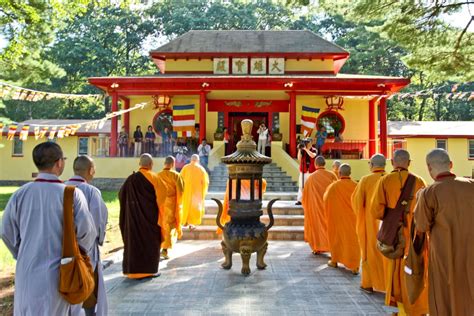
left=404, top=217, right=426, bottom=304
left=58, top=185, right=95, bottom=304
left=376, top=174, right=416, bottom=259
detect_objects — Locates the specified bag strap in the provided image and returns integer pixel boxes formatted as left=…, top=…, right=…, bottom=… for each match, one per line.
left=62, top=185, right=79, bottom=258
left=395, top=174, right=416, bottom=221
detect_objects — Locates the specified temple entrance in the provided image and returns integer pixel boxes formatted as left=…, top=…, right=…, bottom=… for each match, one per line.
left=228, top=112, right=267, bottom=154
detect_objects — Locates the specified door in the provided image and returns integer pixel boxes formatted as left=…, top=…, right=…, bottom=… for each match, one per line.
left=228, top=113, right=267, bottom=153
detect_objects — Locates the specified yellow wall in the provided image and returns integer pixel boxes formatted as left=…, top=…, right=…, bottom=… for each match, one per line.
left=285, top=58, right=334, bottom=72
left=165, top=59, right=213, bottom=72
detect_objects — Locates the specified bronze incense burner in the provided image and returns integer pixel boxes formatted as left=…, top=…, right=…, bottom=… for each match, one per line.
left=213, top=119, right=278, bottom=276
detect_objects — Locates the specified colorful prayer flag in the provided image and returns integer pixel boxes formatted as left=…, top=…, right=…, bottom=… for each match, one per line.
left=34, top=126, right=40, bottom=140
left=300, top=105, right=320, bottom=137
left=173, top=104, right=196, bottom=135
left=39, top=127, right=48, bottom=139
left=19, top=125, right=29, bottom=141
left=57, top=126, right=66, bottom=138
left=64, top=126, right=72, bottom=137
left=49, top=126, right=57, bottom=140
left=7, top=125, right=17, bottom=140
left=70, top=124, right=80, bottom=135
left=0, top=122, right=4, bottom=140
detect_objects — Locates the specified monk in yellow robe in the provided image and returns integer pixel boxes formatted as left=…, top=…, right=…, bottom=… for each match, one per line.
left=302, top=156, right=337, bottom=254
left=373, top=149, right=428, bottom=315
left=324, top=163, right=360, bottom=274
left=217, top=178, right=267, bottom=234
left=351, top=154, right=387, bottom=293
left=332, top=160, right=341, bottom=179
left=156, top=156, right=184, bottom=259
left=414, top=149, right=474, bottom=316
left=180, top=154, right=209, bottom=228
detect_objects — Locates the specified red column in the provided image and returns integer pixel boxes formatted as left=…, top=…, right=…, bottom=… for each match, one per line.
left=123, top=97, right=130, bottom=134
left=110, top=92, right=118, bottom=157
left=379, top=97, right=388, bottom=156
left=268, top=112, right=273, bottom=132
left=199, top=92, right=206, bottom=142
left=289, top=92, right=297, bottom=157
left=368, top=98, right=376, bottom=157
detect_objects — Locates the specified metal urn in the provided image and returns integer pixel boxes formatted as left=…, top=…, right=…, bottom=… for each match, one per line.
left=213, top=119, right=278, bottom=276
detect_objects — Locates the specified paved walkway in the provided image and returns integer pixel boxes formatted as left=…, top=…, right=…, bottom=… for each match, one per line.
left=104, top=241, right=396, bottom=315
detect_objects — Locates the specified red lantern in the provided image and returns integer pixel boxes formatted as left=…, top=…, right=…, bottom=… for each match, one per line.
left=325, top=96, right=344, bottom=111
left=152, top=95, right=172, bottom=110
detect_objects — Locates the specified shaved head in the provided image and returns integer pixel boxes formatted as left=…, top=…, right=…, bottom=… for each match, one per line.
left=73, top=155, right=93, bottom=174
left=332, top=160, right=341, bottom=168
left=426, top=149, right=452, bottom=179
left=190, top=154, right=199, bottom=162
left=339, top=163, right=351, bottom=177
left=370, top=154, right=386, bottom=168
left=139, top=153, right=153, bottom=168
left=392, top=149, right=410, bottom=169
left=315, top=156, right=326, bottom=167
left=164, top=155, right=175, bottom=167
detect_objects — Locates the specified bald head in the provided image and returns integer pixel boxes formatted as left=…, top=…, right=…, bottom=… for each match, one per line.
left=190, top=154, right=199, bottom=162
left=315, top=156, right=326, bottom=167
left=73, top=155, right=94, bottom=180
left=139, top=153, right=153, bottom=169
left=426, top=149, right=452, bottom=179
left=164, top=155, right=175, bottom=168
left=332, top=160, right=341, bottom=168
left=370, top=153, right=386, bottom=169
left=392, top=149, right=410, bottom=169
left=339, top=163, right=351, bottom=177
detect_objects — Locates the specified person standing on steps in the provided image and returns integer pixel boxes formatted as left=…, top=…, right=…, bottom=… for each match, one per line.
left=257, top=123, right=268, bottom=155
left=296, top=138, right=317, bottom=205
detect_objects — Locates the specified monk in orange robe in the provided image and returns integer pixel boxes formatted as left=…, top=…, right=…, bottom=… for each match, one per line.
left=373, top=149, right=428, bottom=315
left=302, top=156, right=337, bottom=254
left=324, top=163, right=360, bottom=274
left=217, top=178, right=267, bottom=234
left=331, top=160, right=341, bottom=179
left=351, top=154, right=387, bottom=293
left=156, top=156, right=184, bottom=259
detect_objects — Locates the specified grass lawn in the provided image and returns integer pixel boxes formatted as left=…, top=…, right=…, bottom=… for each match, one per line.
left=0, top=186, right=122, bottom=314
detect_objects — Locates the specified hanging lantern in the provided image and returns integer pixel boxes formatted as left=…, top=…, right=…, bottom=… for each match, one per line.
left=325, top=96, right=344, bottom=111
left=152, top=95, right=172, bottom=110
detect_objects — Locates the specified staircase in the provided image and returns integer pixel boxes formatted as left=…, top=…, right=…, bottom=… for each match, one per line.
left=208, top=163, right=298, bottom=193
left=182, top=199, right=304, bottom=241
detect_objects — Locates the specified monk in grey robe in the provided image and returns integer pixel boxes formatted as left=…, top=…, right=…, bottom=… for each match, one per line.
left=1, top=142, right=95, bottom=316
left=414, top=149, right=474, bottom=316
left=66, top=155, right=108, bottom=316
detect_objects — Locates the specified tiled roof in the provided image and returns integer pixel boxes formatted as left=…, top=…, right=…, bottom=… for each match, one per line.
left=151, top=30, right=348, bottom=54
left=388, top=121, right=474, bottom=137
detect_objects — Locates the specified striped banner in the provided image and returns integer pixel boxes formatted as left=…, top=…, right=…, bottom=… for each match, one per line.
left=173, top=104, right=195, bottom=136
left=301, top=105, right=320, bottom=137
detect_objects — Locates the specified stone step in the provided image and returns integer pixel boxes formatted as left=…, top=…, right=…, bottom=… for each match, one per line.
left=202, top=214, right=304, bottom=226
left=204, top=199, right=303, bottom=215
left=181, top=225, right=304, bottom=241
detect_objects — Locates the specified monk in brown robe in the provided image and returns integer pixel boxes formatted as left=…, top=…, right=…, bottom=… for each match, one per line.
left=156, top=156, right=184, bottom=259
left=324, top=163, right=360, bottom=274
left=302, top=156, right=337, bottom=254
left=414, top=149, right=474, bottom=316
left=351, top=154, right=387, bottom=293
left=373, top=149, right=428, bottom=315
left=119, top=154, right=164, bottom=279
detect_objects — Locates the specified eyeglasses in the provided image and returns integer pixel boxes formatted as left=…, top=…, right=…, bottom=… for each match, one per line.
left=56, top=157, right=67, bottom=162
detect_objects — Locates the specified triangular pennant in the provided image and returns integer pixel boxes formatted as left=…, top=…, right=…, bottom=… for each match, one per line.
left=57, top=126, right=66, bottom=138
left=34, top=126, right=40, bottom=140
left=39, top=127, right=49, bottom=139
left=64, top=126, right=72, bottom=137
left=19, top=125, right=29, bottom=141
left=48, top=126, right=57, bottom=139
left=7, top=125, right=17, bottom=140
left=0, top=122, right=4, bottom=140
left=70, top=124, right=80, bottom=135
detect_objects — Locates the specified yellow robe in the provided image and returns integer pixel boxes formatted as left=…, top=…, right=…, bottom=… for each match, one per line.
left=324, top=177, right=360, bottom=271
left=180, top=162, right=209, bottom=226
left=373, top=168, right=428, bottom=315
left=351, top=168, right=387, bottom=291
left=302, top=167, right=337, bottom=253
left=126, top=167, right=166, bottom=279
left=157, top=168, right=184, bottom=249
left=217, top=179, right=267, bottom=234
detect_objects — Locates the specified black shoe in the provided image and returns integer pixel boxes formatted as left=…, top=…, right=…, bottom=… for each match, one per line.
left=295, top=201, right=302, bottom=205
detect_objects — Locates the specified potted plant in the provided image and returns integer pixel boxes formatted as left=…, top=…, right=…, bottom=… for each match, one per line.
left=214, top=126, right=224, bottom=141
left=272, top=127, right=282, bottom=141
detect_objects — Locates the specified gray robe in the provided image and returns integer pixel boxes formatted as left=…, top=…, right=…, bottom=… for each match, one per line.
left=66, top=176, right=108, bottom=316
left=1, top=173, right=96, bottom=316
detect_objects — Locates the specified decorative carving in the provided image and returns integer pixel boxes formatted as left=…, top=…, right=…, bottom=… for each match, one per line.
left=224, top=101, right=242, bottom=107
left=255, top=101, right=272, bottom=108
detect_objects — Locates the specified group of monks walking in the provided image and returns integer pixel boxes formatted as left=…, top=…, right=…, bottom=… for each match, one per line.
left=302, top=149, right=474, bottom=315
left=119, top=153, right=209, bottom=279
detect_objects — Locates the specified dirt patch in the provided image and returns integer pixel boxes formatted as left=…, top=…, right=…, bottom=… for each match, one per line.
left=0, top=274, right=14, bottom=316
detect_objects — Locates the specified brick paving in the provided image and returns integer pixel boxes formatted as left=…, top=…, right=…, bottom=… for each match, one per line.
left=104, top=241, right=397, bottom=315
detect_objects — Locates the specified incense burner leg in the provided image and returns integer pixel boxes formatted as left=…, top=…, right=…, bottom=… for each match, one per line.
left=240, top=245, right=252, bottom=276
left=256, top=241, right=268, bottom=270
left=221, top=240, right=233, bottom=270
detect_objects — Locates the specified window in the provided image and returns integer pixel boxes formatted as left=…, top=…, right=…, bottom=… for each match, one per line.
left=316, top=111, right=345, bottom=139
left=469, top=139, right=474, bottom=159
left=78, top=137, right=89, bottom=155
left=436, top=139, right=447, bottom=151
left=12, top=137, right=23, bottom=156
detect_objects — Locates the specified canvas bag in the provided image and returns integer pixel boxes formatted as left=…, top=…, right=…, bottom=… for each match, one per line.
left=377, top=174, right=416, bottom=259
left=59, top=185, right=95, bottom=304
left=404, top=217, right=426, bottom=304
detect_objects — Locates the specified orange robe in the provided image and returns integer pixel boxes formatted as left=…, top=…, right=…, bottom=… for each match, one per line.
left=157, top=168, right=184, bottom=249
left=373, top=168, right=428, bottom=315
left=217, top=179, right=267, bottom=234
left=324, top=177, right=360, bottom=271
left=351, top=168, right=387, bottom=291
left=302, top=167, right=337, bottom=252
left=180, top=162, right=209, bottom=226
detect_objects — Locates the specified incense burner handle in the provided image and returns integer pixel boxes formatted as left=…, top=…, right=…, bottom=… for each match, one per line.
left=212, top=198, right=225, bottom=230
left=265, top=198, right=279, bottom=231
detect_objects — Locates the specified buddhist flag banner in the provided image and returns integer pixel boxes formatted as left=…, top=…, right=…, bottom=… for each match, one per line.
left=7, top=125, right=17, bottom=140
left=49, top=126, right=57, bottom=140
left=19, top=125, right=29, bottom=141
left=34, top=126, right=40, bottom=140
left=0, top=122, right=3, bottom=140
left=39, top=127, right=48, bottom=139
left=57, top=126, right=66, bottom=138
left=173, top=104, right=196, bottom=136
left=301, top=105, right=320, bottom=137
